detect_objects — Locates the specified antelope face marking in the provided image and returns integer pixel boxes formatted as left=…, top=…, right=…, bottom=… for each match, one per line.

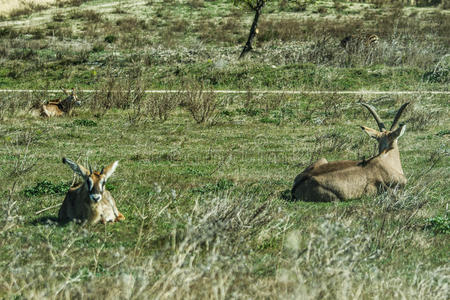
left=62, top=158, right=119, bottom=204
left=87, top=173, right=106, bottom=203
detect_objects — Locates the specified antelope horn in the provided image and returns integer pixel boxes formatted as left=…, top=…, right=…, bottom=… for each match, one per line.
left=61, top=87, right=69, bottom=96
left=360, top=102, right=386, bottom=131
left=89, top=164, right=93, bottom=175
left=100, top=167, right=104, bottom=175
left=390, top=102, right=410, bottom=130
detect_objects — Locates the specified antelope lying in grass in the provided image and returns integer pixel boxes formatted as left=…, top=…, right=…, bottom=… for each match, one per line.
left=58, top=158, right=125, bottom=224
left=34, top=88, right=80, bottom=117
left=292, top=102, right=409, bottom=202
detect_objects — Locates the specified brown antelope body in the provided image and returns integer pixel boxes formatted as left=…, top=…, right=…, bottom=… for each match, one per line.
left=292, top=102, right=409, bottom=202
left=37, top=88, right=80, bottom=117
left=58, top=158, right=125, bottom=224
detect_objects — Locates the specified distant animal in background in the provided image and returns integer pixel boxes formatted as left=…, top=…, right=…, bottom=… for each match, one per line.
left=291, top=102, right=409, bottom=202
left=340, top=34, right=379, bottom=52
left=34, top=88, right=81, bottom=117
left=58, top=158, right=125, bottom=225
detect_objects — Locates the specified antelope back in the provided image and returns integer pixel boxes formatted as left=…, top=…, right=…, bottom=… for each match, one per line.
left=41, top=103, right=63, bottom=117
left=39, top=88, right=80, bottom=117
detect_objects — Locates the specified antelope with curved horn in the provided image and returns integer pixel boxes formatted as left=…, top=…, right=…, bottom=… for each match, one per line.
left=58, top=158, right=125, bottom=224
left=292, top=102, right=410, bottom=202
left=35, top=88, right=81, bottom=117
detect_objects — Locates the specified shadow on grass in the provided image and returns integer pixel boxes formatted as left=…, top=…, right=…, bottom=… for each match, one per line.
left=279, top=189, right=294, bottom=201
left=30, top=215, right=61, bottom=226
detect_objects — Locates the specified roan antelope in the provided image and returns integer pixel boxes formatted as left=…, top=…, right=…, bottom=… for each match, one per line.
left=58, top=158, right=125, bottom=224
left=36, top=88, right=80, bottom=117
left=291, top=102, right=409, bottom=202
left=340, top=34, right=379, bottom=52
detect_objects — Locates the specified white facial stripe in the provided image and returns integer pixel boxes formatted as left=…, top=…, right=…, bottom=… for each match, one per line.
left=87, top=178, right=94, bottom=191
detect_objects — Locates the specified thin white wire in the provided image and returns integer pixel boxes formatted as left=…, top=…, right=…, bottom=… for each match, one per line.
left=0, top=90, right=448, bottom=94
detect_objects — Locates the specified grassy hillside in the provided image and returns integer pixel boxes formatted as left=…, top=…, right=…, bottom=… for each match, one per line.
left=0, top=0, right=448, bottom=90
left=0, top=1, right=449, bottom=299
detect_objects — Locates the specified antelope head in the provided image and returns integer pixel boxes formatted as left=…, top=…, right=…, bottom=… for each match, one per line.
left=360, top=102, right=409, bottom=155
left=61, top=88, right=81, bottom=107
left=62, top=158, right=118, bottom=203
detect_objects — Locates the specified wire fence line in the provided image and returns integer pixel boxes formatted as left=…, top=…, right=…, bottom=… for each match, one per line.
left=0, top=89, right=448, bottom=95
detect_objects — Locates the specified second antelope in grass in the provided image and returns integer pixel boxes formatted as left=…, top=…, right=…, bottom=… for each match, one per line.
left=58, top=158, right=125, bottom=224
left=292, top=102, right=409, bottom=202
left=340, top=34, right=379, bottom=52
left=35, top=88, right=81, bottom=117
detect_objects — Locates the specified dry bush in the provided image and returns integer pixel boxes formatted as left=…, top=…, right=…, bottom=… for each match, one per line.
left=46, top=23, right=74, bottom=39
left=69, top=9, right=102, bottom=22
left=258, top=18, right=364, bottom=43
left=268, top=213, right=448, bottom=299
left=222, top=16, right=241, bottom=33
left=0, top=193, right=288, bottom=298
left=373, top=185, right=429, bottom=212
left=305, top=35, right=337, bottom=65
left=0, top=94, right=19, bottom=120
left=127, top=92, right=148, bottom=126
left=308, top=131, right=356, bottom=163
left=188, top=0, right=205, bottom=8
left=405, top=106, right=444, bottom=131
left=194, top=20, right=220, bottom=44
left=61, top=0, right=90, bottom=7
left=91, top=71, right=146, bottom=117
left=116, top=17, right=148, bottom=32
left=0, top=26, right=20, bottom=39
left=170, top=18, right=189, bottom=33
left=147, top=92, right=181, bottom=122
left=298, top=94, right=347, bottom=125
left=181, top=83, right=221, bottom=124
left=193, top=15, right=242, bottom=45
left=7, top=1, right=48, bottom=18
left=242, top=92, right=288, bottom=114
left=0, top=182, right=447, bottom=298
left=0, top=91, right=34, bottom=119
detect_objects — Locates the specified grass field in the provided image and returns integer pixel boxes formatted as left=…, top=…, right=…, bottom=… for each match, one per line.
left=0, top=0, right=449, bottom=299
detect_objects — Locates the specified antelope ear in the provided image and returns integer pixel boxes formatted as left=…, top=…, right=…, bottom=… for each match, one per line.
left=391, top=124, right=406, bottom=139
left=102, top=161, right=119, bottom=180
left=361, top=126, right=379, bottom=139
left=62, top=158, right=90, bottom=178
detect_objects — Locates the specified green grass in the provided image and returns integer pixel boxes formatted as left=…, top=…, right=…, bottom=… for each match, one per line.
left=0, top=0, right=449, bottom=298
left=0, top=1, right=448, bottom=90
left=0, top=92, right=449, bottom=298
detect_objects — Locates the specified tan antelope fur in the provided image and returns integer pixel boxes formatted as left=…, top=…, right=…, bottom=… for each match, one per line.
left=58, top=158, right=125, bottom=224
left=292, top=102, right=409, bottom=202
left=36, top=88, right=80, bottom=117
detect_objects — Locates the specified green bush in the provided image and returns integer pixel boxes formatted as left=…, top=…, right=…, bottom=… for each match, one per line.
left=104, top=35, right=117, bottom=43
left=73, top=119, right=98, bottom=127
left=92, top=43, right=105, bottom=53
left=192, top=179, right=234, bottom=194
left=23, top=180, right=69, bottom=197
left=425, top=215, right=450, bottom=234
